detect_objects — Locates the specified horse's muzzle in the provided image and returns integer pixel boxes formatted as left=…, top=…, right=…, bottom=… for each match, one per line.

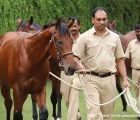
left=67, top=66, right=75, bottom=75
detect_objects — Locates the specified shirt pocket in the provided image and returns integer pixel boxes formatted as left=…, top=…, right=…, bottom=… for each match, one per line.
left=106, top=42, right=116, bottom=56
left=86, top=41, right=99, bottom=57
left=130, top=48, right=137, bottom=58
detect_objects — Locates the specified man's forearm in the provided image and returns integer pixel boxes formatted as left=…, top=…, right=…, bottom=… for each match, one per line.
left=116, top=58, right=127, bottom=81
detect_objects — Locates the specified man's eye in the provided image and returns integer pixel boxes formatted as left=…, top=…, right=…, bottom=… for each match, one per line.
left=96, top=18, right=106, bottom=21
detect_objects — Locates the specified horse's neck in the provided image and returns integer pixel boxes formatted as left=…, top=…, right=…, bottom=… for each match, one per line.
left=23, top=30, right=52, bottom=63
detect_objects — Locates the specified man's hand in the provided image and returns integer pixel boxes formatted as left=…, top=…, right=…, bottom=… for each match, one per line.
left=123, top=78, right=131, bottom=90
left=74, top=57, right=85, bottom=70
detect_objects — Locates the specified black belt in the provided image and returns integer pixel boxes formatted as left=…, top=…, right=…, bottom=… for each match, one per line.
left=86, top=71, right=114, bottom=78
left=136, top=69, right=140, bottom=70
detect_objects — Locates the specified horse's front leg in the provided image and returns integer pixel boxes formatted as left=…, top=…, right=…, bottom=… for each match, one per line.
left=31, top=95, right=38, bottom=120
left=50, top=89, right=57, bottom=120
left=56, top=78, right=62, bottom=120
left=13, top=86, right=28, bottom=120
left=57, top=95, right=62, bottom=120
left=1, top=84, right=12, bottom=120
left=33, top=86, right=48, bottom=120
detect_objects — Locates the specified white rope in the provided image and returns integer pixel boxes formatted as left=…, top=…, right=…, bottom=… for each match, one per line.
left=49, top=72, right=82, bottom=90
left=49, top=70, right=140, bottom=114
left=78, top=73, right=126, bottom=106
left=76, top=70, right=140, bottom=113
left=127, top=77, right=139, bottom=88
left=124, top=88, right=140, bottom=114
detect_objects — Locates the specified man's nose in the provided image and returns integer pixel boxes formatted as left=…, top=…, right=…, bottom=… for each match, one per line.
left=100, top=20, right=104, bottom=24
left=72, top=27, right=75, bottom=30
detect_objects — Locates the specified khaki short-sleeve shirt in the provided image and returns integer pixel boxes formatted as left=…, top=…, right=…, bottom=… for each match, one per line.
left=125, top=39, right=140, bottom=69
left=74, top=27, right=124, bottom=73
left=72, top=39, right=78, bottom=52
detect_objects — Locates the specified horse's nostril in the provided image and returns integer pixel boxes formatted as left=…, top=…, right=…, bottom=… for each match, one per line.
left=68, top=67, right=75, bottom=75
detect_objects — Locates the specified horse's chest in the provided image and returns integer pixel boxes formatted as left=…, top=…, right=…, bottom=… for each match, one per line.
left=20, top=77, right=46, bottom=94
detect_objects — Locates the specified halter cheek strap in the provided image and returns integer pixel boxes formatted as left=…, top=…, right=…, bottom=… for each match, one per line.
left=49, top=35, right=73, bottom=59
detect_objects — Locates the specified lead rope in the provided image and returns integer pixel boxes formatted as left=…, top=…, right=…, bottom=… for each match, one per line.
left=49, top=71, right=140, bottom=114
left=49, top=72, right=82, bottom=90
left=76, top=70, right=126, bottom=106
left=124, top=87, right=140, bottom=114
left=50, top=70, right=125, bottom=105
left=77, top=70, right=140, bottom=114
left=124, top=77, right=140, bottom=114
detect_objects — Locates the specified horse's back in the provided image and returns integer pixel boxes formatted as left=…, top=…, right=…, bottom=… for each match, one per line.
left=119, top=31, right=136, bottom=52
left=0, top=32, right=28, bottom=62
left=124, top=30, right=136, bottom=50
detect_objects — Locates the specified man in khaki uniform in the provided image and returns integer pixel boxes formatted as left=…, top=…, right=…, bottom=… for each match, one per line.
left=60, top=17, right=82, bottom=120
left=74, top=7, right=131, bottom=120
left=125, top=24, right=140, bottom=120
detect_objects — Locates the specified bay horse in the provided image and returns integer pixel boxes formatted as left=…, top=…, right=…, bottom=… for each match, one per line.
left=16, top=17, right=68, bottom=120
left=107, top=20, right=136, bottom=112
left=0, top=18, right=75, bottom=120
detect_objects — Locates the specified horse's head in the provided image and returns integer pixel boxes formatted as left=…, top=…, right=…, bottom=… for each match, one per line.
left=17, top=16, right=42, bottom=32
left=50, top=18, right=75, bottom=75
left=107, top=20, right=121, bottom=35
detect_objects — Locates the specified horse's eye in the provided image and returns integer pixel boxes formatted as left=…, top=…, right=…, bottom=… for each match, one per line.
left=57, top=40, right=62, bottom=45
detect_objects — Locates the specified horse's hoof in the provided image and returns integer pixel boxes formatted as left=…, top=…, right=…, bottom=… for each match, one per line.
left=56, top=118, right=61, bottom=120
left=52, top=117, right=55, bottom=120
left=137, top=115, right=140, bottom=120
left=122, top=110, right=127, bottom=113
left=78, top=112, right=82, bottom=120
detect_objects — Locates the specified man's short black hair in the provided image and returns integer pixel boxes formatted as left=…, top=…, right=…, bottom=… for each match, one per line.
left=69, top=17, right=80, bottom=25
left=135, top=24, right=140, bottom=30
left=92, top=7, right=107, bottom=18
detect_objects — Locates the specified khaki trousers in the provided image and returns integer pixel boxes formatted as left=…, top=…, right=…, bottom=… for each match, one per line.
left=132, top=69, right=140, bottom=111
left=82, top=74, right=116, bottom=120
left=60, top=71, right=82, bottom=120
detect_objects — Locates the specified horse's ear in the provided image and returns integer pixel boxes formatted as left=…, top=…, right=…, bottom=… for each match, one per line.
left=55, top=18, right=66, bottom=29
left=29, top=16, right=33, bottom=25
left=112, top=20, right=116, bottom=27
left=55, top=18, right=62, bottom=29
left=17, top=18, right=21, bottom=25
left=66, top=18, right=74, bottom=28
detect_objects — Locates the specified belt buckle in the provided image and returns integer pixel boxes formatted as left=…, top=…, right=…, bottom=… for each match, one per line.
left=99, top=73, right=101, bottom=77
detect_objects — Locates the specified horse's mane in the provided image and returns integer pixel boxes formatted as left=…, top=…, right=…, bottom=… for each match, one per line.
left=32, top=22, right=42, bottom=30
left=42, top=19, right=71, bottom=36
left=42, top=22, right=56, bottom=29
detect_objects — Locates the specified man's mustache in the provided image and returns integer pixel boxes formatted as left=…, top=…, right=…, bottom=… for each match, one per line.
left=71, top=30, right=76, bottom=32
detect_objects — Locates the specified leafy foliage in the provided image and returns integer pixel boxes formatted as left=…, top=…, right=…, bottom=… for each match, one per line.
left=0, top=0, right=140, bottom=35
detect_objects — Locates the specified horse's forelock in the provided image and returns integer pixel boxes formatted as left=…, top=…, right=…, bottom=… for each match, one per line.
left=20, top=21, right=26, bottom=26
left=42, top=20, right=70, bottom=36
left=58, top=22, right=70, bottom=37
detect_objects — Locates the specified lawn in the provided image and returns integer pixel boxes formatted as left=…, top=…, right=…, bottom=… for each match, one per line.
left=0, top=77, right=139, bottom=120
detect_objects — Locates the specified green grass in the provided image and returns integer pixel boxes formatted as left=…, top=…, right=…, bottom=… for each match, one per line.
left=0, top=78, right=138, bottom=120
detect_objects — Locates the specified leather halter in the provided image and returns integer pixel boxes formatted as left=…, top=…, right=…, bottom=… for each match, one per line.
left=49, top=31, right=73, bottom=60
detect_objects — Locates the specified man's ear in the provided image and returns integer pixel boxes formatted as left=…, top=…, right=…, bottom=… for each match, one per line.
left=79, top=25, right=81, bottom=30
left=92, top=17, right=94, bottom=24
